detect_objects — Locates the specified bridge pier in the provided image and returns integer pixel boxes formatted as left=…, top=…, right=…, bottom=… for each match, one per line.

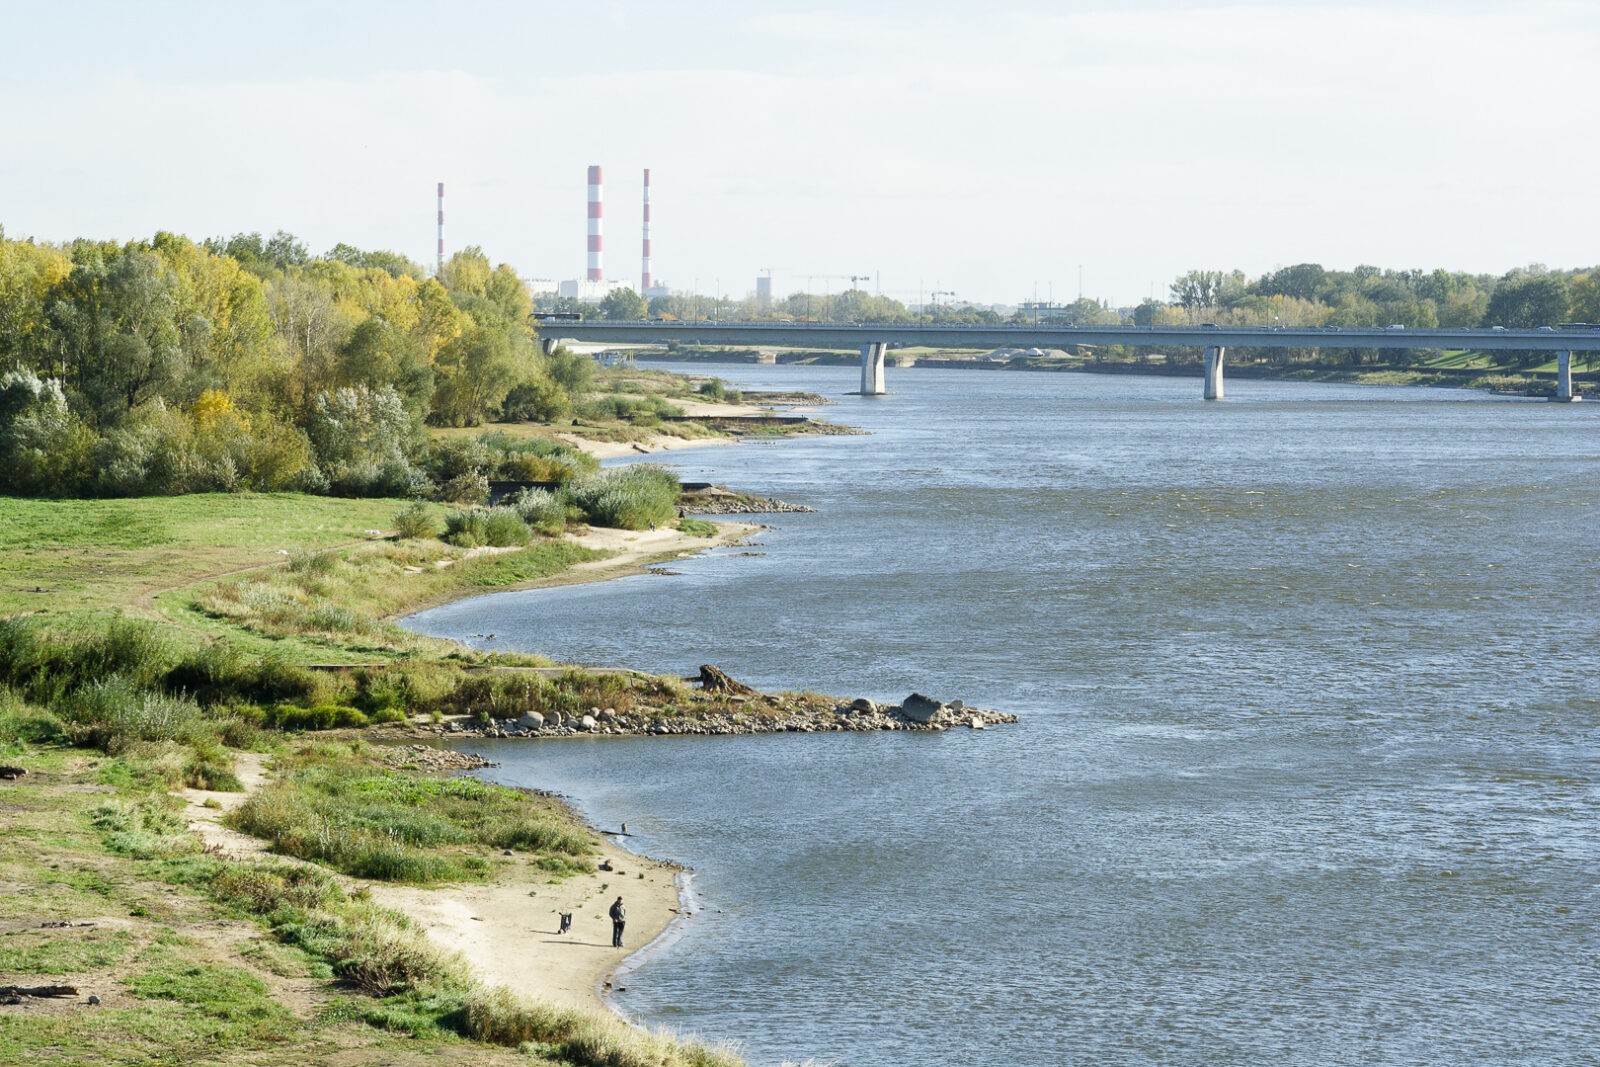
left=1203, top=345, right=1226, bottom=400
left=1553, top=350, right=1582, bottom=402
left=860, top=342, right=887, bottom=395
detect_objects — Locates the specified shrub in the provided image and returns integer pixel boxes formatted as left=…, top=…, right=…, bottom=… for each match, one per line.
left=65, top=675, right=202, bottom=753
left=321, top=904, right=466, bottom=995
left=482, top=506, right=531, bottom=547
left=438, top=470, right=489, bottom=505
left=264, top=703, right=371, bottom=731
left=696, top=378, right=741, bottom=402
left=500, top=377, right=570, bottom=422
left=443, top=509, right=489, bottom=548
left=509, top=487, right=568, bottom=534
left=209, top=862, right=343, bottom=917
left=562, top=465, right=680, bottom=530
left=392, top=502, right=437, bottom=540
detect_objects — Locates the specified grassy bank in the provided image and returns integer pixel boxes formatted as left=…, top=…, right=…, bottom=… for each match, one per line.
left=0, top=739, right=741, bottom=1067
left=0, top=483, right=756, bottom=1067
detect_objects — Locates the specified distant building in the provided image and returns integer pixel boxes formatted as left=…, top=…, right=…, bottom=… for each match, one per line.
left=522, top=277, right=559, bottom=297
left=558, top=278, right=635, bottom=301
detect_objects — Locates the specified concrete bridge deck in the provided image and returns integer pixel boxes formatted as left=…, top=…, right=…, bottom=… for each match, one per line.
left=540, top=321, right=1599, bottom=402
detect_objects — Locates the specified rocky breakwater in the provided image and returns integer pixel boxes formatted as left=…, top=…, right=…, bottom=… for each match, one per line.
left=432, top=671, right=1017, bottom=740
left=680, top=485, right=815, bottom=515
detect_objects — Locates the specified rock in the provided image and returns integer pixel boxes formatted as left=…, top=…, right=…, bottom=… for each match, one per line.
left=87, top=994, right=101, bottom=1005
left=696, top=664, right=759, bottom=696
left=969, top=717, right=986, bottom=730
left=849, top=697, right=877, bottom=715
left=517, top=712, right=545, bottom=730
left=579, top=715, right=597, bottom=731
left=948, top=700, right=965, bottom=712
left=901, top=693, right=946, bottom=724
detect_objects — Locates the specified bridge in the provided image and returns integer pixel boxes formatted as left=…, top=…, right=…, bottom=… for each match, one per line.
left=538, top=321, right=1598, bottom=402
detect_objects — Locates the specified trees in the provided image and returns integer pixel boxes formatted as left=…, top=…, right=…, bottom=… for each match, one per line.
left=48, top=244, right=188, bottom=425
left=599, top=287, right=647, bottom=321
left=1483, top=274, right=1569, bottom=328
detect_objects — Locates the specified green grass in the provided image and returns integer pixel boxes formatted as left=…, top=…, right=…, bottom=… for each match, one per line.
left=227, top=753, right=593, bottom=883
left=675, top=516, right=719, bottom=538
left=125, top=951, right=297, bottom=1041
left=0, top=492, right=406, bottom=621
left=0, top=927, right=135, bottom=974
left=172, top=534, right=600, bottom=662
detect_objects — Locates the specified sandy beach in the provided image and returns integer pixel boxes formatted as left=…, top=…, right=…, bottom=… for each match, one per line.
left=366, top=834, right=686, bottom=1013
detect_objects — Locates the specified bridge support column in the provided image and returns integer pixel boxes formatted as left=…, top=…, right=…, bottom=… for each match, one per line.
left=860, top=342, right=887, bottom=395
left=1203, top=345, right=1226, bottom=400
left=1553, top=350, right=1581, bottom=401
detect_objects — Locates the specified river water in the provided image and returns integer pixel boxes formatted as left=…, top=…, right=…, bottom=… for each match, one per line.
left=405, top=364, right=1599, bottom=1066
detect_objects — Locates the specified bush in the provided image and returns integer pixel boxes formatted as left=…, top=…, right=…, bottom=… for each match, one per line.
left=438, top=471, right=489, bottom=505
left=562, top=465, right=680, bottom=530
left=442, top=509, right=489, bottom=548
left=696, top=378, right=741, bottom=402
left=263, top=703, right=371, bottom=731
left=209, top=862, right=344, bottom=917
left=500, top=377, right=570, bottom=422
left=483, top=506, right=531, bottom=547
left=509, top=487, right=569, bottom=534
left=392, top=502, right=437, bottom=540
left=64, top=675, right=202, bottom=753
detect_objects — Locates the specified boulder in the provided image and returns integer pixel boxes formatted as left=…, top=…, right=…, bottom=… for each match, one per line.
left=849, top=697, right=877, bottom=715
left=901, top=693, right=946, bottom=724
left=579, top=714, right=597, bottom=731
left=517, top=712, right=545, bottom=731
left=696, top=664, right=759, bottom=696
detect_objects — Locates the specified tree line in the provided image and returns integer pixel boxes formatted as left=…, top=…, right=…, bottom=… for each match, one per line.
left=549, top=262, right=1600, bottom=344
left=0, top=227, right=596, bottom=497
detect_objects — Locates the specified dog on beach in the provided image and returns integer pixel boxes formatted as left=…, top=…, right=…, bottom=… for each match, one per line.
left=558, top=912, right=572, bottom=934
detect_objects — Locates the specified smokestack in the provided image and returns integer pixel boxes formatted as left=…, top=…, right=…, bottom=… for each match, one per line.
left=436, top=182, right=445, bottom=277
left=641, top=168, right=652, bottom=295
left=587, top=165, right=603, bottom=282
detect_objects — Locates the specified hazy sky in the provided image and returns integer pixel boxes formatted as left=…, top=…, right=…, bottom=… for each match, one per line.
left=2, top=0, right=1595, bottom=305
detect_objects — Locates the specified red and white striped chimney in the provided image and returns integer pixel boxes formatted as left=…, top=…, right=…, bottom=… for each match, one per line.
left=436, top=182, right=445, bottom=276
left=641, top=168, right=652, bottom=294
left=586, top=165, right=603, bottom=282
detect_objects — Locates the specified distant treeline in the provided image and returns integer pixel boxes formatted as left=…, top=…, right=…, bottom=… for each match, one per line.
left=0, top=228, right=598, bottom=497
left=557, top=263, right=1600, bottom=361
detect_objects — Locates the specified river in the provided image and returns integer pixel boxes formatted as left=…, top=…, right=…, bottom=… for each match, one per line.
left=404, top=364, right=1599, bottom=1066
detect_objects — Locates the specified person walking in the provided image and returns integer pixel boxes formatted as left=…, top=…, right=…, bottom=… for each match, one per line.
left=609, top=896, right=626, bottom=948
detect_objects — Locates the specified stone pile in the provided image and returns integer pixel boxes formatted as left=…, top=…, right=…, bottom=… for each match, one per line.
left=680, top=488, right=814, bottom=515
left=433, top=693, right=1017, bottom=741
left=376, top=743, right=497, bottom=771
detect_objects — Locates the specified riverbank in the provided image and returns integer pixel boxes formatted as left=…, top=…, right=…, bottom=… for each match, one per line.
left=1, top=379, right=1012, bottom=1062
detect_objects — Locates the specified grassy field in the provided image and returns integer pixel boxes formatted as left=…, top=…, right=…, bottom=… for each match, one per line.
left=0, top=493, right=405, bottom=622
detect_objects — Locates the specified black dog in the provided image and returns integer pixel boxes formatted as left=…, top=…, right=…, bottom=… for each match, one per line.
left=557, top=912, right=572, bottom=934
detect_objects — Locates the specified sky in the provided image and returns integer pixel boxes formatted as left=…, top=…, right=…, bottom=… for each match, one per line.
left=1, top=0, right=1596, bottom=306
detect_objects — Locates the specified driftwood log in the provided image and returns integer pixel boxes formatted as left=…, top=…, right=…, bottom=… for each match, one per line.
left=0, top=985, right=79, bottom=997
left=694, top=665, right=758, bottom=697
